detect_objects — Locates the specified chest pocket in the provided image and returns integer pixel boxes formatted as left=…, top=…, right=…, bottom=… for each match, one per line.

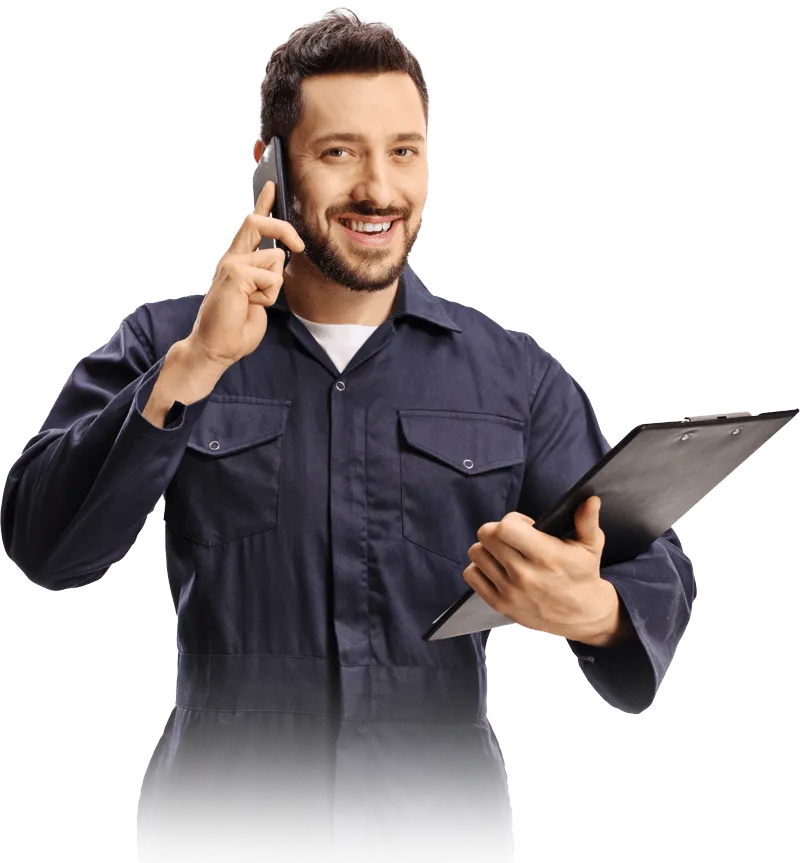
left=398, top=410, right=526, bottom=564
left=164, top=397, right=291, bottom=546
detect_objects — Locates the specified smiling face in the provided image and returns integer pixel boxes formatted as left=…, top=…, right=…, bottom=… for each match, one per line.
left=280, top=71, right=428, bottom=294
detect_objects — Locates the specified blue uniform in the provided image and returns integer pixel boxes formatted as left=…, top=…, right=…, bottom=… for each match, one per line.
left=0, top=266, right=697, bottom=863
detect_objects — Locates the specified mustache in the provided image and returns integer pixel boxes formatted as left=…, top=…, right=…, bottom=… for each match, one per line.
left=288, top=194, right=410, bottom=222
left=332, top=211, right=407, bottom=220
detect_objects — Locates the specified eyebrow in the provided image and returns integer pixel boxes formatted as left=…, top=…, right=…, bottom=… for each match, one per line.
left=308, top=132, right=426, bottom=148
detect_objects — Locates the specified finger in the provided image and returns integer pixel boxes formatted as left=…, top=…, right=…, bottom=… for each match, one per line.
left=482, top=517, right=560, bottom=564
left=227, top=174, right=303, bottom=256
left=239, top=246, right=289, bottom=272
left=253, top=180, right=304, bottom=252
left=248, top=287, right=280, bottom=307
left=572, top=496, right=604, bottom=553
left=464, top=563, right=503, bottom=606
left=229, top=212, right=305, bottom=257
left=514, top=512, right=536, bottom=527
left=468, top=545, right=510, bottom=593
left=254, top=178, right=276, bottom=216
left=249, top=213, right=305, bottom=253
left=476, top=525, right=531, bottom=583
left=241, top=263, right=283, bottom=297
left=232, top=179, right=276, bottom=254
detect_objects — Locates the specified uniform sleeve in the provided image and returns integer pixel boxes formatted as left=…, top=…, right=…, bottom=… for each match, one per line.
left=1, top=314, right=213, bottom=590
left=514, top=341, right=697, bottom=713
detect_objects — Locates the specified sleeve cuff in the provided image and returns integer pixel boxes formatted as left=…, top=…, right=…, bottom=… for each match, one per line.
left=566, top=577, right=658, bottom=714
left=131, top=355, right=213, bottom=438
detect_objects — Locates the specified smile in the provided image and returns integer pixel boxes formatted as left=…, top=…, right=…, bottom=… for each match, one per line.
left=335, top=218, right=402, bottom=246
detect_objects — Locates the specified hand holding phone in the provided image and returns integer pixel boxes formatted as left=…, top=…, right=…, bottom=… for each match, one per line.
left=253, top=137, right=296, bottom=266
left=185, top=176, right=305, bottom=369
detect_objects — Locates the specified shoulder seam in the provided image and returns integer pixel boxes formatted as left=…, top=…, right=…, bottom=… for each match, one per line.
left=528, top=350, right=555, bottom=414
left=123, top=314, right=156, bottom=366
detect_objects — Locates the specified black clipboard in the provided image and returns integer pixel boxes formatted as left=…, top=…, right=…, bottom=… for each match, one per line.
left=422, top=408, right=798, bottom=642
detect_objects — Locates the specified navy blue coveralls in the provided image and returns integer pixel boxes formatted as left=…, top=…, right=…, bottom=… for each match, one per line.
left=0, top=266, right=696, bottom=863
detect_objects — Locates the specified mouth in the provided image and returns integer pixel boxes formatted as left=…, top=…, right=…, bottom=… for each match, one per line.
left=335, top=217, right=402, bottom=247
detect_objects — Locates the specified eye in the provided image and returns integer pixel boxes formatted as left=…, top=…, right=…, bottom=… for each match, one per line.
left=323, top=147, right=420, bottom=159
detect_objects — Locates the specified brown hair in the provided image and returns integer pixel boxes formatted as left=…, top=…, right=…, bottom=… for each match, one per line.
left=259, top=8, right=429, bottom=147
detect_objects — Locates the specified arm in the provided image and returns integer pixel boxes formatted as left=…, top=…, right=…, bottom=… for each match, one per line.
left=514, top=341, right=697, bottom=713
left=1, top=316, right=225, bottom=590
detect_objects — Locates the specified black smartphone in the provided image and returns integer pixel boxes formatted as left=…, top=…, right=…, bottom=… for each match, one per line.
left=252, top=136, right=293, bottom=267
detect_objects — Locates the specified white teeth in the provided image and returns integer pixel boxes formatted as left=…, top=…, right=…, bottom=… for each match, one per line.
left=340, top=219, right=393, bottom=234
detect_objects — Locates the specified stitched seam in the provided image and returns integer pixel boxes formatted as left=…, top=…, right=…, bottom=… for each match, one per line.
left=124, top=316, right=156, bottom=364
left=365, top=407, right=374, bottom=670
left=175, top=706, right=484, bottom=723
left=178, top=652, right=485, bottom=671
left=400, top=442, right=462, bottom=563
left=205, top=395, right=292, bottom=406
left=164, top=519, right=278, bottom=547
left=412, top=448, right=523, bottom=472
left=176, top=706, right=331, bottom=716
left=364, top=704, right=372, bottom=860
left=180, top=652, right=328, bottom=659
left=189, top=431, right=284, bottom=452
left=400, top=409, right=525, bottom=428
left=529, top=353, right=555, bottom=414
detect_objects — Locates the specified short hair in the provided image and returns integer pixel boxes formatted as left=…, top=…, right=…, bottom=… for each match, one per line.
left=259, top=8, right=429, bottom=148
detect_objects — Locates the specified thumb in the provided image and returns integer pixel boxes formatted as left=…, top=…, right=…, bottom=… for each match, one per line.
left=574, top=496, right=603, bottom=551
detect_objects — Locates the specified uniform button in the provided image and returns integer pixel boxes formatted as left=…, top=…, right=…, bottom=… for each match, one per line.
left=335, top=381, right=346, bottom=391
left=463, top=459, right=473, bottom=469
left=209, top=440, right=220, bottom=450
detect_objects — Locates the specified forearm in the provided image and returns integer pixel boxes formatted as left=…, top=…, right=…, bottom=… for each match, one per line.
left=2, top=322, right=218, bottom=587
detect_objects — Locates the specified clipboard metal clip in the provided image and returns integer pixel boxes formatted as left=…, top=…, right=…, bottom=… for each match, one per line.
left=682, top=412, right=752, bottom=422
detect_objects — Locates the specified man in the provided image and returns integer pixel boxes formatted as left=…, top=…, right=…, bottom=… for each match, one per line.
left=1, top=9, right=695, bottom=863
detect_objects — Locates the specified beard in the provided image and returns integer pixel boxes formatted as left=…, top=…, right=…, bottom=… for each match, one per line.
left=285, top=194, right=421, bottom=293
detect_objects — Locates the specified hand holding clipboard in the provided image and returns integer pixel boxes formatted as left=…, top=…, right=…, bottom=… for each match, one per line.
left=422, top=409, right=798, bottom=641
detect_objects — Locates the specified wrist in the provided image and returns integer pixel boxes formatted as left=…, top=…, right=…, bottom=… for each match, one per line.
left=156, top=338, right=228, bottom=407
left=572, top=580, right=633, bottom=648
left=177, top=337, right=234, bottom=376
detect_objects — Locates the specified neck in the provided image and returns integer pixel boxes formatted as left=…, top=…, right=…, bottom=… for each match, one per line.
left=281, top=257, right=399, bottom=326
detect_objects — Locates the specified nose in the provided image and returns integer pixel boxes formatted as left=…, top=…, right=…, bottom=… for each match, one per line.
left=349, top=153, right=394, bottom=210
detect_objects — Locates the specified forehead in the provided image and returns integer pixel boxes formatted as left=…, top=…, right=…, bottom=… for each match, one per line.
left=293, top=71, right=426, bottom=143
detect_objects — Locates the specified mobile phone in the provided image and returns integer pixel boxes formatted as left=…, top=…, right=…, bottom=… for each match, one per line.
left=252, top=136, right=293, bottom=267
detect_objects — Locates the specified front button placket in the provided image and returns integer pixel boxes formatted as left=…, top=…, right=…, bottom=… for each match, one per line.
left=330, top=372, right=371, bottom=863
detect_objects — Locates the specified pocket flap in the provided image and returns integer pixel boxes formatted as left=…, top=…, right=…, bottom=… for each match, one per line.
left=186, top=397, right=291, bottom=457
left=398, top=410, right=525, bottom=475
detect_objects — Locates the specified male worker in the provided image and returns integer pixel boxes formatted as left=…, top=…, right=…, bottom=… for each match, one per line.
left=1, top=9, right=695, bottom=863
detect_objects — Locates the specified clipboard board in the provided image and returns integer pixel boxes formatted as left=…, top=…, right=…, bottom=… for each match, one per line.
left=422, top=408, right=798, bottom=642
